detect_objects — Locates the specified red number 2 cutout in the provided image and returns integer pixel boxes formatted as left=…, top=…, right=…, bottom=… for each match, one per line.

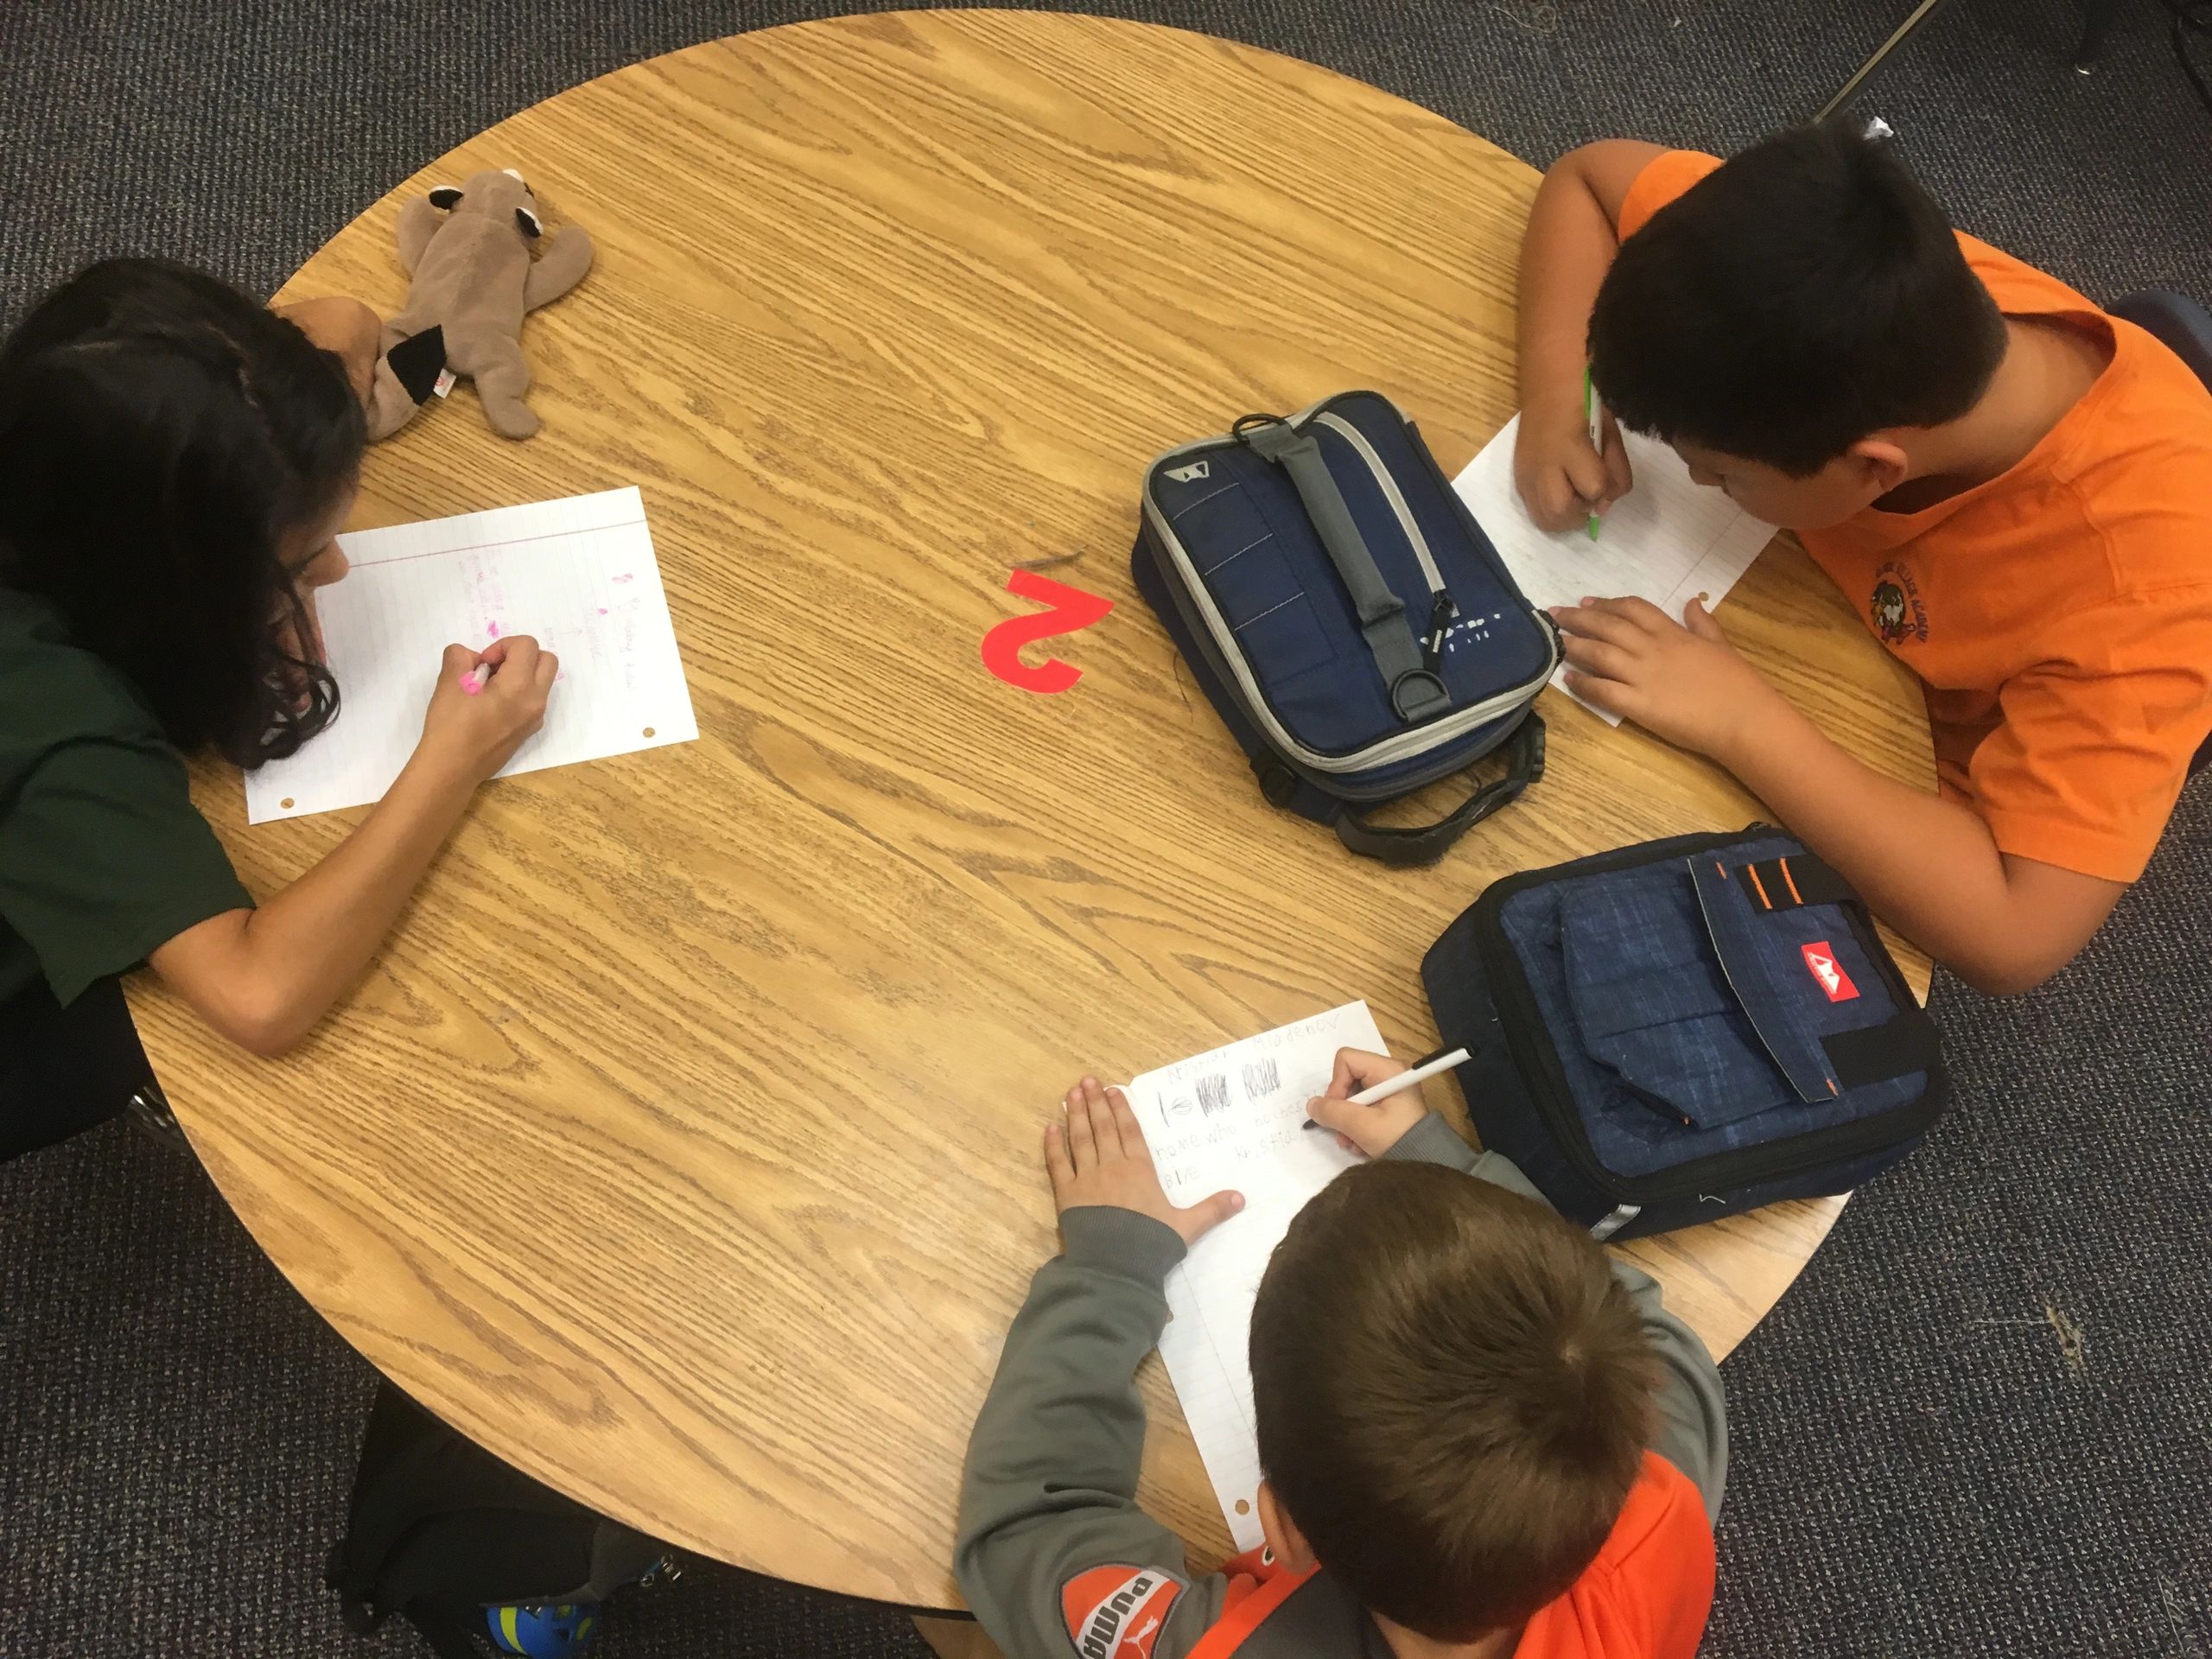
left=980, top=569, right=1116, bottom=694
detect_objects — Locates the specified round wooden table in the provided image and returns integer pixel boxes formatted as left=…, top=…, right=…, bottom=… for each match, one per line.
left=137, top=9, right=1934, bottom=1613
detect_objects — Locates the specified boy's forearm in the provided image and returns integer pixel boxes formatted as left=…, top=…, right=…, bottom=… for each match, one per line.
left=1516, top=154, right=1622, bottom=423
left=957, top=1210, right=1221, bottom=1656
left=1716, top=694, right=2093, bottom=994
left=959, top=1210, right=1179, bottom=1526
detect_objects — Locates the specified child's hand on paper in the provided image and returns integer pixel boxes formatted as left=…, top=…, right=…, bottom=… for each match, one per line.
left=419, top=638, right=558, bottom=785
left=1548, top=595, right=1777, bottom=758
left=1046, top=1076, right=1244, bottom=1249
left=1306, top=1048, right=1428, bottom=1158
left=1513, top=401, right=1634, bottom=532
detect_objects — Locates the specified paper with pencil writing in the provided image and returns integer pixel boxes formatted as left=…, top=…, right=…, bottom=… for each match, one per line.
left=245, top=487, right=696, bottom=823
left=1452, top=414, right=1777, bottom=725
left=1121, top=1001, right=1384, bottom=1551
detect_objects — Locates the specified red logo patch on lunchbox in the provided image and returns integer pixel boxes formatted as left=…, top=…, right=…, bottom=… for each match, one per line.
left=1802, top=941, right=1859, bottom=1001
left=1061, top=1565, right=1181, bottom=1658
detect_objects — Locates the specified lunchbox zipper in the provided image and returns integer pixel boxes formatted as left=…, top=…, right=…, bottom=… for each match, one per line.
left=1141, top=485, right=1555, bottom=776
left=1139, top=397, right=1559, bottom=778
left=1470, top=833, right=1946, bottom=1204
left=1141, top=537, right=1514, bottom=801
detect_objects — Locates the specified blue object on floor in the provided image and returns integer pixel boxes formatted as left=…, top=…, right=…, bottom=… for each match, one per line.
left=486, top=1599, right=601, bottom=1656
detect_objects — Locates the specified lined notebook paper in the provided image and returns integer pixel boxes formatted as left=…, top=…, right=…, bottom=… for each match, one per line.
left=245, top=487, right=697, bottom=823
left=1122, top=1001, right=1384, bottom=1551
left=1452, top=414, right=1777, bottom=724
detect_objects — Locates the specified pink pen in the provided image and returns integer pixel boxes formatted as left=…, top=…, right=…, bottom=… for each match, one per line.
left=463, top=658, right=496, bottom=695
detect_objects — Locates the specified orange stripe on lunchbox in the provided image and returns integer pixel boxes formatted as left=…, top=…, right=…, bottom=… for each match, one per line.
left=1780, top=857, right=1805, bottom=906
left=1745, top=863, right=1772, bottom=910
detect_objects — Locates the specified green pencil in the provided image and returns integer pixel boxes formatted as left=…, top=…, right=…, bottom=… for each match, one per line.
left=1584, top=367, right=1604, bottom=541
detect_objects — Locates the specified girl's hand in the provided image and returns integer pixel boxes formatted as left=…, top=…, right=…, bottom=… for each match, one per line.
left=417, top=638, right=556, bottom=785
left=1046, top=1077, right=1243, bottom=1250
left=1305, top=1047, right=1428, bottom=1158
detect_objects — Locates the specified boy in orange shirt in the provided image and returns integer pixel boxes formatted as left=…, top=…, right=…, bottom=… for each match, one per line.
left=957, top=1061, right=1724, bottom=1659
left=1515, top=124, right=2212, bottom=994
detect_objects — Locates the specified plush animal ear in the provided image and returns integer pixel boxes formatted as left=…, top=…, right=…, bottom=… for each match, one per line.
left=514, top=207, right=543, bottom=240
left=427, top=185, right=464, bottom=210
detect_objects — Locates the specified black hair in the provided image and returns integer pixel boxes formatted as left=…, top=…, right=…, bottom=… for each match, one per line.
left=1587, top=123, right=2008, bottom=476
left=0, top=257, right=366, bottom=766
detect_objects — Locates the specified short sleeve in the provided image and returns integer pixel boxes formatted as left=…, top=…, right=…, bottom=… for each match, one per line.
left=0, top=735, right=253, bottom=1005
left=1616, top=149, right=1724, bottom=241
left=1968, top=588, right=2212, bottom=883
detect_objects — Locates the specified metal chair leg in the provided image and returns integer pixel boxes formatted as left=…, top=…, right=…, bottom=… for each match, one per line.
left=1815, top=0, right=1962, bottom=121
left=124, top=1082, right=190, bottom=1151
left=2073, top=0, right=2121, bottom=72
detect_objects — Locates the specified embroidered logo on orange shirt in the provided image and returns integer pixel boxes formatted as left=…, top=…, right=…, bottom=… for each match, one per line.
left=1870, top=560, right=1929, bottom=645
left=1061, top=1564, right=1182, bottom=1659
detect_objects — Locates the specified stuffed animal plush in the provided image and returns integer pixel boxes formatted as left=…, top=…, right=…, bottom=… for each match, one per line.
left=366, top=168, right=594, bottom=442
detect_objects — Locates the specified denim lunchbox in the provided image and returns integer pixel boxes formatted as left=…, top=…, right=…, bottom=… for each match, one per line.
left=1132, top=391, right=1560, bottom=866
left=1421, top=828, right=1948, bottom=1240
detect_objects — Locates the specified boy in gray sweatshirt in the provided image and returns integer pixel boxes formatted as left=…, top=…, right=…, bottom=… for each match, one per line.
left=957, top=1054, right=1727, bottom=1659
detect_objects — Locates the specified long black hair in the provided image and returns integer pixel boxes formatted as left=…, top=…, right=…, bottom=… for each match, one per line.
left=0, top=258, right=367, bottom=765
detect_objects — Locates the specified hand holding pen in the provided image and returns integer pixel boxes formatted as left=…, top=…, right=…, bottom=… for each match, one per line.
left=1302, top=1046, right=1471, bottom=1157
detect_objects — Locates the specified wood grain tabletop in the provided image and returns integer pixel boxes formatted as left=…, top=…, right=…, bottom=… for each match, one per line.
left=130, top=10, right=1934, bottom=1609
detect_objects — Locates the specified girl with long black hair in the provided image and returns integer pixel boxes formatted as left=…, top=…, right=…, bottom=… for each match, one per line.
left=0, top=258, right=556, bottom=1157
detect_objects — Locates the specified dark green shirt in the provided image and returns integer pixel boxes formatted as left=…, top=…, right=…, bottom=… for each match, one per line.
left=0, top=588, right=253, bottom=1007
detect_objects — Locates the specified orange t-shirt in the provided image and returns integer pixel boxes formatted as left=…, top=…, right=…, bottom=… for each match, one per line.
left=1509, top=1451, right=1716, bottom=1659
left=1619, top=149, right=2212, bottom=883
left=1190, top=1452, right=1715, bottom=1659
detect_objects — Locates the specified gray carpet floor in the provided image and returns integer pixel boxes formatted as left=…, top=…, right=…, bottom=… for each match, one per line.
left=3, top=1, right=2209, bottom=1654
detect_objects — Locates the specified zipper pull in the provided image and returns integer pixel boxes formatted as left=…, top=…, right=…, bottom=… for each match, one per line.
left=1423, top=593, right=1456, bottom=669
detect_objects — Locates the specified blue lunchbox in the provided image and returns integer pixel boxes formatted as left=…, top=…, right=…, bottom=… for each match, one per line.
left=1132, top=391, right=1559, bottom=865
left=1422, top=828, right=1948, bottom=1239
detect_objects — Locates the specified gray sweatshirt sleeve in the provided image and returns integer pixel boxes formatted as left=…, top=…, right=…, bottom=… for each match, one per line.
left=1382, top=1113, right=1730, bottom=1521
left=955, top=1206, right=1232, bottom=1659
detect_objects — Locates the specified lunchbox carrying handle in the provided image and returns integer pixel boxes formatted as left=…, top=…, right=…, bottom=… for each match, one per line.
left=1235, top=411, right=1451, bottom=722
left=1332, top=715, right=1546, bottom=867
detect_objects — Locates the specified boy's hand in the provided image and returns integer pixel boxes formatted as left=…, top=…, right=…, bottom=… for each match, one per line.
left=1046, top=1077, right=1243, bottom=1249
left=1306, top=1047, right=1428, bottom=1159
left=1550, top=595, right=1780, bottom=757
left=1513, top=400, right=1634, bottom=532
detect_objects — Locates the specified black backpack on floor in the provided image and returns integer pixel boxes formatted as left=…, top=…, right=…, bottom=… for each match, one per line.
left=327, top=1382, right=672, bottom=1658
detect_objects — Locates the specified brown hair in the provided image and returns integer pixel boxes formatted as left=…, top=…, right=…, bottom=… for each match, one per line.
left=1249, top=1160, right=1657, bottom=1639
